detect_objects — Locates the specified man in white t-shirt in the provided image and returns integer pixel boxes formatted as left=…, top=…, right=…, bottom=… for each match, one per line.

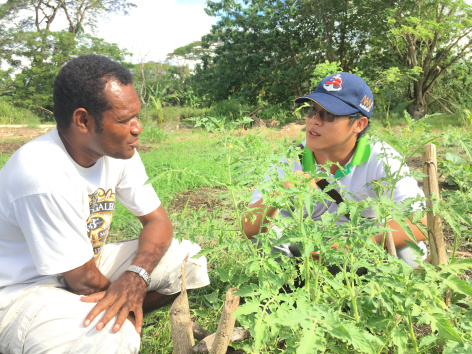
left=0, top=55, right=210, bottom=353
left=242, top=72, right=427, bottom=267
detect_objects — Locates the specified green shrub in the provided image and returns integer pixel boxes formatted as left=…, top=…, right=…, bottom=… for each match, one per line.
left=209, top=98, right=252, bottom=120
left=139, top=124, right=168, bottom=144
left=256, top=103, right=295, bottom=124
left=139, top=104, right=211, bottom=126
left=0, top=100, right=42, bottom=125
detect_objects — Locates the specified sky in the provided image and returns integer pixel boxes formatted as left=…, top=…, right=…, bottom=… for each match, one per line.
left=95, top=0, right=217, bottom=63
left=0, top=0, right=217, bottom=64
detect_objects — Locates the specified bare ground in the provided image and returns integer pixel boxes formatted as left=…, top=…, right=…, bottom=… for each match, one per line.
left=0, top=126, right=55, bottom=154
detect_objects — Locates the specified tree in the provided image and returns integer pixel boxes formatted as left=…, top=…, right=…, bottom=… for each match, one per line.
left=133, top=61, right=190, bottom=106
left=7, top=30, right=129, bottom=117
left=386, top=0, right=472, bottom=119
left=166, top=39, right=218, bottom=68
left=0, top=0, right=135, bottom=33
left=57, top=0, right=136, bottom=34
left=0, top=0, right=134, bottom=117
left=192, top=0, right=389, bottom=106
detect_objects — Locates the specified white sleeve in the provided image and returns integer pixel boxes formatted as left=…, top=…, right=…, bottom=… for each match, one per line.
left=116, top=152, right=161, bottom=216
left=11, top=192, right=93, bottom=275
left=249, top=156, right=299, bottom=205
left=374, top=146, right=425, bottom=210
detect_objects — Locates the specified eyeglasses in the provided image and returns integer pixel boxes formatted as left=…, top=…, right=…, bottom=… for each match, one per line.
left=307, top=107, right=362, bottom=122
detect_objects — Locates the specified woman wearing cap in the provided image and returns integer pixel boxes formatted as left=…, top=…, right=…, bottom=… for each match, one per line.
left=242, top=72, right=427, bottom=267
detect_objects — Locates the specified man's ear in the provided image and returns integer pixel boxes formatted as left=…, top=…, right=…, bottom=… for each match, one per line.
left=72, top=108, right=94, bottom=133
left=353, top=116, right=368, bottom=133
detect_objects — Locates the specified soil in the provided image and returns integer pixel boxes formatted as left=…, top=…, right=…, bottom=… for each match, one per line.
left=0, top=126, right=55, bottom=154
left=167, top=187, right=227, bottom=215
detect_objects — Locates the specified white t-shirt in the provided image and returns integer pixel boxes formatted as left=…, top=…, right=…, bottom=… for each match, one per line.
left=0, top=128, right=160, bottom=291
left=251, top=136, right=425, bottom=223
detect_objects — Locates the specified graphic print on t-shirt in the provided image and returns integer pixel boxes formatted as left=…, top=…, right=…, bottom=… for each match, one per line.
left=87, top=188, right=115, bottom=258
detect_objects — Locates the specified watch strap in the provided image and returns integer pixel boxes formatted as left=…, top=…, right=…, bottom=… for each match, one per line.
left=126, top=265, right=151, bottom=289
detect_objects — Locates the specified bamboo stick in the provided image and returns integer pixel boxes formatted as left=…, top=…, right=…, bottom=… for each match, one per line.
left=209, top=288, right=240, bottom=354
left=422, top=144, right=448, bottom=266
left=170, top=255, right=194, bottom=354
left=385, top=230, right=397, bottom=257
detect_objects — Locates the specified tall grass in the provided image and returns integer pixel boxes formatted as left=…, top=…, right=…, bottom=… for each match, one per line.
left=138, top=104, right=211, bottom=126
left=0, top=100, right=42, bottom=125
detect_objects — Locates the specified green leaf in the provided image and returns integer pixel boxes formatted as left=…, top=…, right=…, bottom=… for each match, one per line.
left=443, top=276, right=472, bottom=297
left=445, top=152, right=466, bottom=164
left=253, top=320, right=268, bottom=352
left=297, top=324, right=324, bottom=354
left=234, top=284, right=260, bottom=297
left=423, top=310, right=464, bottom=344
left=440, top=259, right=472, bottom=276
left=391, top=326, right=408, bottom=353
left=234, top=302, right=261, bottom=316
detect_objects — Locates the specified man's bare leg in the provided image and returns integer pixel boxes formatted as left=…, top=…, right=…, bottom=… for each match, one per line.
left=143, top=291, right=181, bottom=313
left=127, top=291, right=181, bottom=329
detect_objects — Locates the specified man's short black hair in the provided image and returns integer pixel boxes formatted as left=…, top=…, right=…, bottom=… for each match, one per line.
left=53, top=55, right=133, bottom=132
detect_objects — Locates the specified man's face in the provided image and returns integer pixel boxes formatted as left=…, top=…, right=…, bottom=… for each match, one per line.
left=305, top=102, right=359, bottom=155
left=91, top=80, right=142, bottom=160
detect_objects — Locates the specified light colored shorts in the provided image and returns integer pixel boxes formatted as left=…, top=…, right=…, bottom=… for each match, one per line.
left=0, top=238, right=210, bottom=354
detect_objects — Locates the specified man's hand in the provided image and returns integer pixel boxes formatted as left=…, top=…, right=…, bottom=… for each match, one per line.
left=284, top=170, right=319, bottom=189
left=80, top=206, right=173, bottom=334
left=81, top=271, right=147, bottom=334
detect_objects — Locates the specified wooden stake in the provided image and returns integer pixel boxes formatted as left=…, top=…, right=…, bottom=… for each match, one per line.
left=422, top=144, right=448, bottom=266
left=209, top=288, right=240, bottom=354
left=170, top=255, right=194, bottom=354
left=385, top=231, right=397, bottom=257
left=423, top=144, right=451, bottom=306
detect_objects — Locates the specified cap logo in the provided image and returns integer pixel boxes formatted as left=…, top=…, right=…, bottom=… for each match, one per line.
left=360, top=95, right=373, bottom=112
left=324, top=74, right=342, bottom=92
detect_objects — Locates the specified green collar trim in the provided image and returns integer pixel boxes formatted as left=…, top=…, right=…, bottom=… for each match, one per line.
left=301, top=136, right=371, bottom=179
left=301, top=145, right=316, bottom=173
left=350, top=136, right=371, bottom=166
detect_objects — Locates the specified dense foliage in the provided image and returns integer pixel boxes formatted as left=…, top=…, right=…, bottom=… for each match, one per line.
left=2, top=0, right=471, bottom=124
left=189, top=0, right=472, bottom=119
left=0, top=0, right=133, bottom=119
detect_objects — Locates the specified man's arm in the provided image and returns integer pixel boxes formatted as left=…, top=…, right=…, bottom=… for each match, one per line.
left=242, top=198, right=278, bottom=239
left=73, top=205, right=172, bottom=334
left=372, top=217, right=427, bottom=248
left=242, top=171, right=315, bottom=239
left=63, top=258, right=111, bottom=295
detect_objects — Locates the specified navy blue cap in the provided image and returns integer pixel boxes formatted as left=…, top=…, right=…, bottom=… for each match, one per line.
left=295, top=72, right=374, bottom=118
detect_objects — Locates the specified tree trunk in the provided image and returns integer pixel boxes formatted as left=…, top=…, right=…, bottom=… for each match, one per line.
left=407, top=94, right=428, bottom=119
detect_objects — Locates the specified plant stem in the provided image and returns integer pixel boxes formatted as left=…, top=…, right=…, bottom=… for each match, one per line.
left=406, top=312, right=419, bottom=352
left=376, top=315, right=404, bottom=354
left=341, top=258, right=360, bottom=323
left=451, top=231, right=459, bottom=262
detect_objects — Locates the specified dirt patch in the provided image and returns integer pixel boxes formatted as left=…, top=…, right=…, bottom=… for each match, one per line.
left=0, top=141, right=28, bottom=154
left=136, top=145, right=152, bottom=153
left=407, top=156, right=423, bottom=170
left=167, top=187, right=228, bottom=215
left=0, top=126, right=54, bottom=155
left=0, top=126, right=54, bottom=140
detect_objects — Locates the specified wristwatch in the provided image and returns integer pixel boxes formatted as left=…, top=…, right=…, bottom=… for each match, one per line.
left=126, top=265, right=151, bottom=289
